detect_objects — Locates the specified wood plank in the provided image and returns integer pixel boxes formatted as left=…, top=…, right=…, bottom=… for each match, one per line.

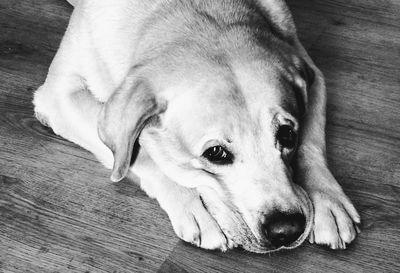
left=0, top=174, right=172, bottom=273
left=0, top=106, right=179, bottom=272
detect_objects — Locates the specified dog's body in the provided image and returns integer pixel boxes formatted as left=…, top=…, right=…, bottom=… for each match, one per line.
left=33, top=0, right=360, bottom=253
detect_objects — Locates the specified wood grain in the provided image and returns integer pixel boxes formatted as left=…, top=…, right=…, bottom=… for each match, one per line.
left=0, top=0, right=399, bottom=272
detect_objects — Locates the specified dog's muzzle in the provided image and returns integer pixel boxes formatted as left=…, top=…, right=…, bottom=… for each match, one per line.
left=240, top=184, right=314, bottom=253
left=198, top=183, right=314, bottom=253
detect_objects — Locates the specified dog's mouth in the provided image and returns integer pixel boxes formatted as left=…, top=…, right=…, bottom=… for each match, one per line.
left=199, top=184, right=314, bottom=253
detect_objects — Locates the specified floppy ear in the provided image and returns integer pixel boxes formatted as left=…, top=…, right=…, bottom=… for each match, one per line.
left=294, top=60, right=315, bottom=117
left=98, top=75, right=165, bottom=182
left=300, top=60, right=315, bottom=88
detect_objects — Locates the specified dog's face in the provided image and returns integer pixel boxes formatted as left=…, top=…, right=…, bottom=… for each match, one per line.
left=98, top=42, right=314, bottom=252
left=138, top=52, right=315, bottom=252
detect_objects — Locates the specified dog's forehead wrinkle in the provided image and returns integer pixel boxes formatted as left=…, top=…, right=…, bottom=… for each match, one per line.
left=137, top=0, right=288, bottom=58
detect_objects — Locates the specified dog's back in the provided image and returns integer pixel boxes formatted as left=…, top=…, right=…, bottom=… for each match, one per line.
left=64, top=0, right=296, bottom=102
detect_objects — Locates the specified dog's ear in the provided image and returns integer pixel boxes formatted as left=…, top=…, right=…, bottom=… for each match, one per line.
left=300, top=60, right=315, bottom=88
left=294, top=60, right=315, bottom=117
left=98, top=74, right=165, bottom=182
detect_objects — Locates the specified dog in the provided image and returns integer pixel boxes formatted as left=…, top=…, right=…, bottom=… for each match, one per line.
left=33, top=0, right=360, bottom=253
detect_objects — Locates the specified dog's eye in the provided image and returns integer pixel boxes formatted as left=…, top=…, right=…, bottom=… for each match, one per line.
left=277, top=125, right=297, bottom=149
left=202, top=146, right=233, bottom=165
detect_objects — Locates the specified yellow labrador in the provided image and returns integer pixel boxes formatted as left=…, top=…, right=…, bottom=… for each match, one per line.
left=33, top=0, right=360, bottom=253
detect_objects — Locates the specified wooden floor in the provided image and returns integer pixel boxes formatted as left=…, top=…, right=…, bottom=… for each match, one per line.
left=0, top=0, right=399, bottom=272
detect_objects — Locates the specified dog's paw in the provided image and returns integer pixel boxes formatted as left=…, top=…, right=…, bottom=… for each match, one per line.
left=307, top=186, right=360, bottom=249
left=33, top=86, right=52, bottom=127
left=166, top=191, right=233, bottom=251
left=34, top=110, right=50, bottom=127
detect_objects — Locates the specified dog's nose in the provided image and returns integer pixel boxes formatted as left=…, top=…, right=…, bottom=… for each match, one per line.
left=263, top=212, right=306, bottom=247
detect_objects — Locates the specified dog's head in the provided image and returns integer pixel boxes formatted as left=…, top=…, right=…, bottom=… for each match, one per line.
left=98, top=32, right=315, bottom=252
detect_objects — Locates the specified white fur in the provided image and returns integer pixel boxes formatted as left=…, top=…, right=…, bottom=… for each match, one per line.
left=33, top=0, right=360, bottom=252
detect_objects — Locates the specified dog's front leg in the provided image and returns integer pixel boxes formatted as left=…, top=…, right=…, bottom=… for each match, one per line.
left=295, top=41, right=360, bottom=249
left=133, top=156, right=233, bottom=251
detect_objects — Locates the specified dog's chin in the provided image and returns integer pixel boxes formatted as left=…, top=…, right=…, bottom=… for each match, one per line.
left=240, top=234, right=308, bottom=253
